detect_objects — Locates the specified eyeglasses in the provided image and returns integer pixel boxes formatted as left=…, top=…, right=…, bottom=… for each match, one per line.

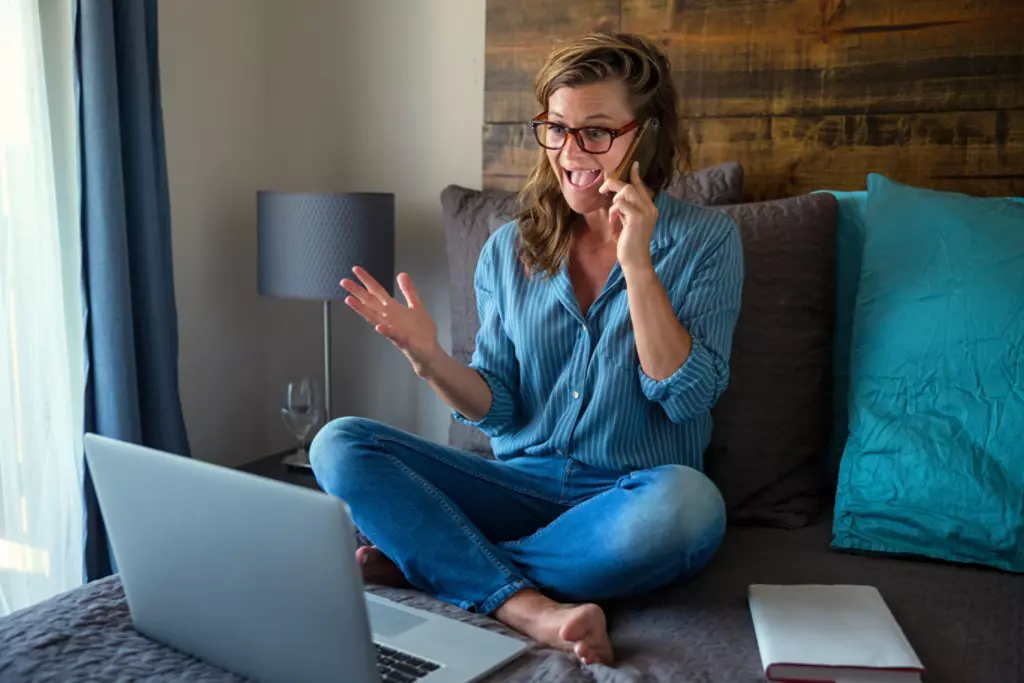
left=529, top=112, right=640, bottom=154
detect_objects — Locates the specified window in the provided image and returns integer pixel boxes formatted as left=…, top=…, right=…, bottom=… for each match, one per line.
left=0, top=0, right=83, bottom=616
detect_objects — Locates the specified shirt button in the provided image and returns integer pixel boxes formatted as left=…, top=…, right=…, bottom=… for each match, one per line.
left=572, top=391, right=580, bottom=399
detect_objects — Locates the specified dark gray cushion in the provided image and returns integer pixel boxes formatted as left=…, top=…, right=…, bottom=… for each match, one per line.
left=439, top=188, right=522, bottom=456
left=663, top=160, right=745, bottom=206
left=441, top=163, right=746, bottom=456
left=707, top=194, right=838, bottom=528
left=442, top=183, right=837, bottom=528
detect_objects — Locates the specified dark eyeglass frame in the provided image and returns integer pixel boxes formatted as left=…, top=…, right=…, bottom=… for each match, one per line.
left=529, top=112, right=641, bottom=154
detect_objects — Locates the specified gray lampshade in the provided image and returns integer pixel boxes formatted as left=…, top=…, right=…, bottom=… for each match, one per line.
left=257, top=191, right=395, bottom=300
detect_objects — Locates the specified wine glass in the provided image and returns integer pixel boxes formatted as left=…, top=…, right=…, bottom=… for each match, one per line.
left=281, top=377, right=321, bottom=467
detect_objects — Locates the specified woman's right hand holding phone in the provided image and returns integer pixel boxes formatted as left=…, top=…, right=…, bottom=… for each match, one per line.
left=341, top=267, right=442, bottom=378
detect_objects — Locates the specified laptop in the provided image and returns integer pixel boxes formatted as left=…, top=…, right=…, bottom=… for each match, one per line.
left=83, top=433, right=527, bottom=683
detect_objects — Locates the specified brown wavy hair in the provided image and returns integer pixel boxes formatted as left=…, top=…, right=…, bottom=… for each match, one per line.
left=513, top=32, right=690, bottom=279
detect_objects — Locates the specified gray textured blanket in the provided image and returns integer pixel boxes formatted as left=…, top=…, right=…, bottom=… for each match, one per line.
left=2, top=516, right=1022, bottom=682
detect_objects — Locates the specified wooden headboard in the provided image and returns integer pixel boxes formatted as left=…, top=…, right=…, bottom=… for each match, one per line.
left=484, top=0, right=1024, bottom=201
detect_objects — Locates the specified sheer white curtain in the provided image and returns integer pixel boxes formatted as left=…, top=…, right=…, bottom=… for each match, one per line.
left=0, top=0, right=83, bottom=616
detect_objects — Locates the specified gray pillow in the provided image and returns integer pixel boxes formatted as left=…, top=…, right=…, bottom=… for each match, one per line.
left=439, top=189, right=521, bottom=456
left=440, top=162, right=746, bottom=457
left=706, top=193, right=838, bottom=528
left=664, top=161, right=744, bottom=205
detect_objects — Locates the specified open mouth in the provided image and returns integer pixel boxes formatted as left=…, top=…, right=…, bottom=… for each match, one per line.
left=564, top=168, right=602, bottom=189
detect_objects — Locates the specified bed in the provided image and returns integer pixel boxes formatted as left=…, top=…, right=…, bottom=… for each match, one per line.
left=2, top=510, right=1021, bottom=682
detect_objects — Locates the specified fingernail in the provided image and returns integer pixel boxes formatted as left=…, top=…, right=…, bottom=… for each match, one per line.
left=633, top=161, right=639, bottom=170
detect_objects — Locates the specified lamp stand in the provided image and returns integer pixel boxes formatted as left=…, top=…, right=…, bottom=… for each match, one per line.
left=323, top=299, right=333, bottom=421
left=282, top=300, right=332, bottom=470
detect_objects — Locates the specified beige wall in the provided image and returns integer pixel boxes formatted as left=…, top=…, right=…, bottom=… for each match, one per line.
left=160, top=0, right=485, bottom=465
left=160, top=0, right=269, bottom=467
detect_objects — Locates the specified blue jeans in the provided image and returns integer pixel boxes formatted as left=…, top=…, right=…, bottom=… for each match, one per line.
left=309, top=417, right=726, bottom=615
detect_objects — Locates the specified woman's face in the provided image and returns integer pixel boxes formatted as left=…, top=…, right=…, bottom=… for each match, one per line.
left=544, top=81, right=637, bottom=216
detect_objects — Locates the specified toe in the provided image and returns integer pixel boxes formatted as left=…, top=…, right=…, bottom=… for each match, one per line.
left=560, top=605, right=613, bottom=665
left=574, top=641, right=591, bottom=663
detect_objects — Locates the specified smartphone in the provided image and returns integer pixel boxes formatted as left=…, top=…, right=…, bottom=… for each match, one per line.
left=610, top=118, right=659, bottom=183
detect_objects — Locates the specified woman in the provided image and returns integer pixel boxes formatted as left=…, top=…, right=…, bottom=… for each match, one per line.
left=311, top=32, right=743, bottom=666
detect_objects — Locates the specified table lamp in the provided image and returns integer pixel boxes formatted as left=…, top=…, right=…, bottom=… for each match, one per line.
left=257, top=191, right=395, bottom=467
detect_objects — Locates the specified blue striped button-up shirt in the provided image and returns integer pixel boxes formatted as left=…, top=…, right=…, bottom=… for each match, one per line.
left=455, top=191, right=744, bottom=473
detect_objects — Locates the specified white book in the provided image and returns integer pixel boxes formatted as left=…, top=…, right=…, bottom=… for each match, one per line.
left=748, top=584, right=925, bottom=683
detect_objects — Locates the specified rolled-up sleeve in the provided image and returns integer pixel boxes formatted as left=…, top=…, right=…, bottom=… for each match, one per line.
left=639, top=222, right=743, bottom=424
left=452, top=244, right=520, bottom=436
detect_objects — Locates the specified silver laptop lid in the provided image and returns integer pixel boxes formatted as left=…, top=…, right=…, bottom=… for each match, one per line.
left=83, top=433, right=380, bottom=683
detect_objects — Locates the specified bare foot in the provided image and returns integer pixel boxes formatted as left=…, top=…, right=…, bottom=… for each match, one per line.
left=355, top=546, right=409, bottom=588
left=494, top=588, right=613, bottom=665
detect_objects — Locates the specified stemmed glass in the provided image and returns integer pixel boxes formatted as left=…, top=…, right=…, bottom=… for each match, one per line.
left=281, top=377, right=321, bottom=467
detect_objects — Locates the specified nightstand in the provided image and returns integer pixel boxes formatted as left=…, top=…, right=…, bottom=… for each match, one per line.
left=238, top=447, right=323, bottom=492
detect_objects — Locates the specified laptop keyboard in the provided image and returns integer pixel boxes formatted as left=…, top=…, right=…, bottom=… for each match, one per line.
left=375, top=643, right=440, bottom=682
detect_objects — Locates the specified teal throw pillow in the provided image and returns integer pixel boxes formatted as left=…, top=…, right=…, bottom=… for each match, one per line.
left=832, top=174, right=1024, bottom=573
left=817, top=188, right=1023, bottom=486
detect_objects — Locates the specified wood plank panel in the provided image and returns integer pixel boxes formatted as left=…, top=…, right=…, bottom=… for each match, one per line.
left=485, top=0, right=1024, bottom=199
left=486, top=0, right=621, bottom=123
left=484, top=111, right=1024, bottom=199
left=620, top=0, right=1024, bottom=35
left=487, top=0, right=619, bottom=41
left=625, top=0, right=1024, bottom=118
left=487, top=46, right=1024, bottom=121
left=487, top=16, right=1024, bottom=120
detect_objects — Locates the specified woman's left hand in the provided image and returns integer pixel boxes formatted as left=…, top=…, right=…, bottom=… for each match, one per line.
left=599, top=161, right=658, bottom=273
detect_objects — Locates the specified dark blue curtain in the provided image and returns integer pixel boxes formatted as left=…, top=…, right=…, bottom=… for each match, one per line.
left=75, top=0, right=190, bottom=582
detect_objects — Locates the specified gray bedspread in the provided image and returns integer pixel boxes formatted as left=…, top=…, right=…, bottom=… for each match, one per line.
left=2, top=514, right=1022, bottom=682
